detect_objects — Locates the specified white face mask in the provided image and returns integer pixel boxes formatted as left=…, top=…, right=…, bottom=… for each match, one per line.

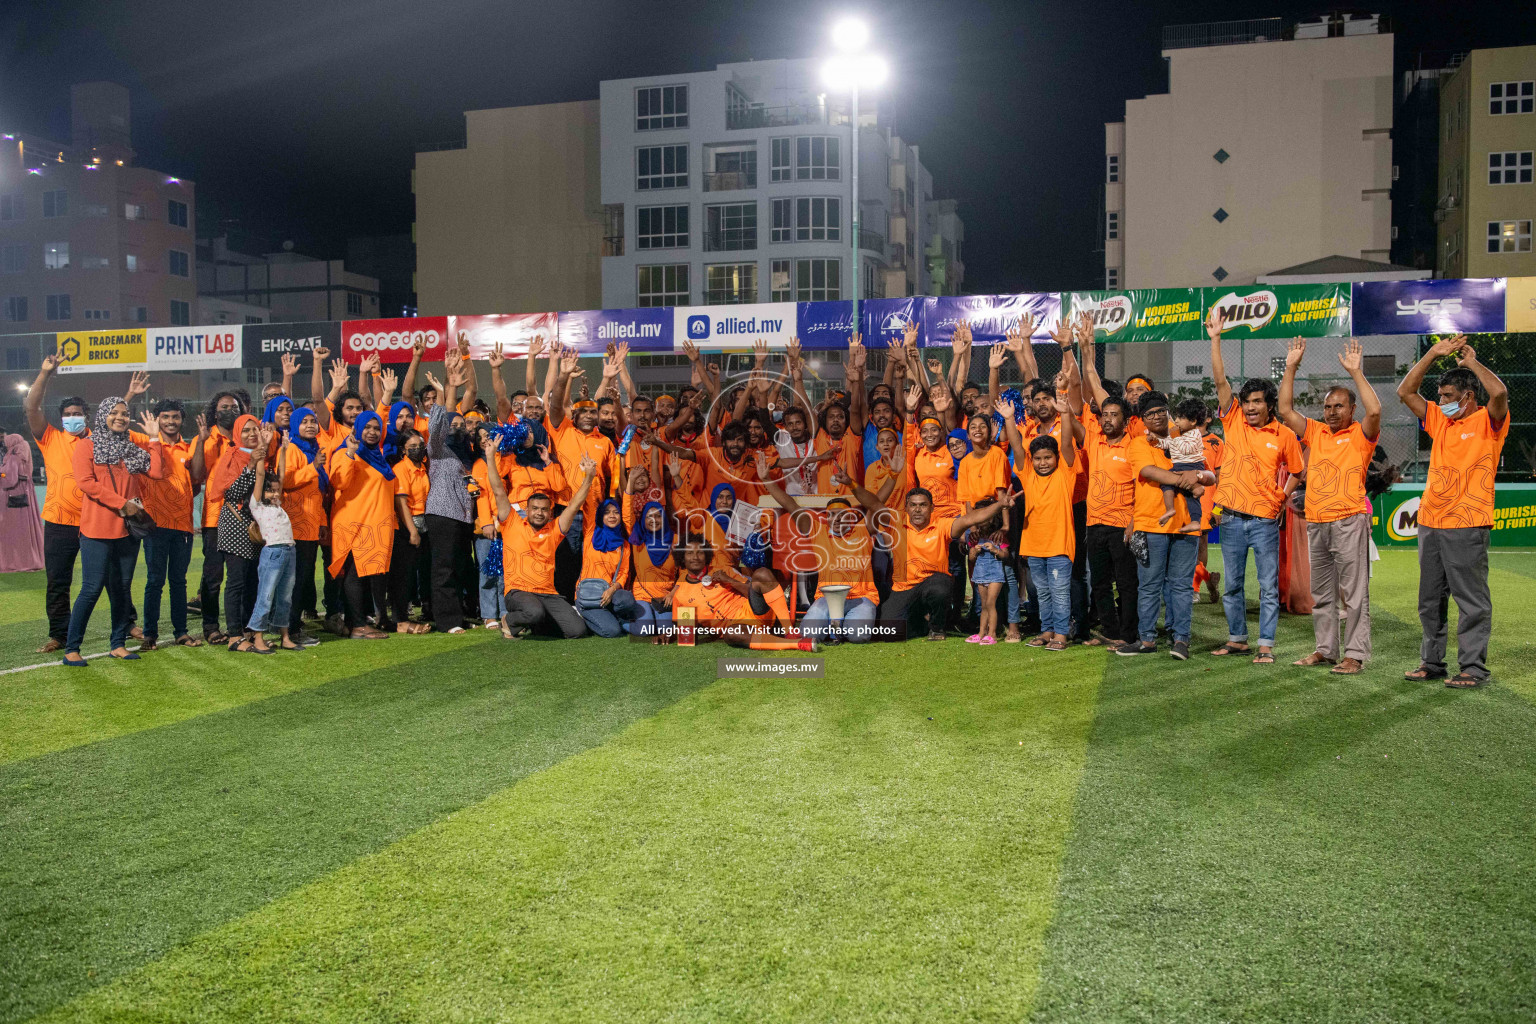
left=61, top=415, right=87, bottom=434
left=1438, top=399, right=1463, bottom=418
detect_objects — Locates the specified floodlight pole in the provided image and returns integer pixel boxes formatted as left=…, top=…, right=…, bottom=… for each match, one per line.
left=850, top=83, right=860, bottom=335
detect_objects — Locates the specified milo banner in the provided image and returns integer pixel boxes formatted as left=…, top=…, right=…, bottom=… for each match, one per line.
left=54, top=329, right=148, bottom=374
left=1066, top=289, right=1204, bottom=343
left=1201, top=283, right=1351, bottom=339
left=1373, top=484, right=1536, bottom=548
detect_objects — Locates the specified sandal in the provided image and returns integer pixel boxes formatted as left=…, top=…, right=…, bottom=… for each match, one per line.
left=1251, top=650, right=1275, bottom=665
left=1045, top=639, right=1067, bottom=652
left=1404, top=665, right=1447, bottom=681
left=979, top=636, right=998, bottom=646
left=349, top=627, right=389, bottom=640
left=205, top=630, right=228, bottom=645
left=1293, top=652, right=1335, bottom=667
left=1210, top=643, right=1251, bottom=657
left=1026, top=635, right=1048, bottom=648
left=1446, top=673, right=1485, bottom=689
left=1331, top=658, right=1363, bottom=675
left=174, top=635, right=204, bottom=648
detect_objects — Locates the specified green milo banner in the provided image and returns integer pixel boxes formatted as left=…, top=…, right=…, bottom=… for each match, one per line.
left=1200, top=283, right=1351, bottom=339
left=1066, top=289, right=1204, bottom=343
left=1373, top=484, right=1536, bottom=548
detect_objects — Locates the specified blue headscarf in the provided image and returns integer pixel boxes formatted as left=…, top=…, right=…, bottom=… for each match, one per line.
left=590, top=497, right=627, bottom=553
left=288, top=407, right=330, bottom=493
left=629, top=500, right=674, bottom=567
left=383, top=400, right=415, bottom=460
left=261, top=394, right=293, bottom=425
left=709, top=483, right=736, bottom=530
left=338, top=411, right=395, bottom=481
left=946, top=429, right=971, bottom=477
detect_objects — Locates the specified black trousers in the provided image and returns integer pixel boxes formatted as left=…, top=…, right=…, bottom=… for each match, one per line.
left=388, top=527, right=422, bottom=626
left=505, top=589, right=588, bottom=638
left=43, top=520, right=81, bottom=643
left=1069, top=500, right=1091, bottom=639
left=342, top=554, right=389, bottom=631
left=321, top=540, right=342, bottom=619
left=1086, top=524, right=1139, bottom=644
left=222, top=550, right=260, bottom=638
left=427, top=514, right=474, bottom=631
left=291, top=539, right=321, bottom=631
left=199, top=527, right=226, bottom=634
left=879, top=572, right=952, bottom=639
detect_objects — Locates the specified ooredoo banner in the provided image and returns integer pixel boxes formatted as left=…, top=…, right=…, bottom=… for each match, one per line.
left=672, top=302, right=797, bottom=350
left=339, top=316, right=449, bottom=365
left=242, top=321, right=342, bottom=367
left=146, top=325, right=241, bottom=371
left=1067, top=289, right=1204, bottom=343
left=451, top=313, right=560, bottom=359
left=1351, top=278, right=1506, bottom=336
left=558, top=308, right=671, bottom=352
left=54, top=329, right=148, bottom=374
left=1201, top=283, right=1351, bottom=339
left=925, top=293, right=1061, bottom=347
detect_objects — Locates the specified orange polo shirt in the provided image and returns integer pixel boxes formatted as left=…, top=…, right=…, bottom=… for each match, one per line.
left=1083, top=418, right=1136, bottom=528
left=138, top=436, right=197, bottom=533
left=808, top=518, right=878, bottom=602
left=1020, top=458, right=1083, bottom=559
left=815, top=428, right=862, bottom=490
left=552, top=418, right=620, bottom=516
left=200, top=432, right=235, bottom=529
left=393, top=458, right=430, bottom=517
left=280, top=444, right=326, bottom=543
left=1024, top=415, right=1089, bottom=503
left=865, top=458, right=906, bottom=510
left=893, top=514, right=956, bottom=591
left=1128, top=436, right=1191, bottom=534
left=500, top=513, right=565, bottom=595
left=327, top=450, right=396, bottom=578
left=671, top=577, right=766, bottom=625
left=906, top=433, right=962, bottom=518
left=1299, top=419, right=1377, bottom=524
left=1199, top=432, right=1224, bottom=531
left=630, top=539, right=679, bottom=601
left=956, top=446, right=1010, bottom=506
left=697, top=435, right=762, bottom=504
left=1418, top=404, right=1508, bottom=530
left=1214, top=403, right=1303, bottom=519
left=37, top=425, right=86, bottom=527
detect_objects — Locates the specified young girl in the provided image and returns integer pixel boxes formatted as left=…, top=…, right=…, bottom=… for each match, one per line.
left=965, top=498, right=1008, bottom=645
left=246, top=428, right=301, bottom=652
left=1154, top=399, right=1218, bottom=534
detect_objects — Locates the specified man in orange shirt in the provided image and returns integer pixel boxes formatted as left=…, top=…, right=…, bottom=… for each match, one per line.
left=1279, top=338, right=1381, bottom=674
left=24, top=353, right=91, bottom=652
left=1207, top=309, right=1304, bottom=664
left=1396, top=334, right=1509, bottom=687
left=138, top=398, right=205, bottom=650
left=1080, top=395, right=1140, bottom=646
left=197, top=388, right=248, bottom=642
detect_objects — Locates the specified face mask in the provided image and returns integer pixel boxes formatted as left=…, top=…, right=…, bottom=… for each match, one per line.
left=407, top=450, right=427, bottom=464
left=239, top=446, right=254, bottom=454
left=215, top=409, right=239, bottom=430
left=61, top=415, right=86, bottom=434
left=1438, top=400, right=1462, bottom=418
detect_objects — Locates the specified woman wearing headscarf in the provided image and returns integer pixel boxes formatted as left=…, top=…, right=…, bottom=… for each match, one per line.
left=279, top=405, right=328, bottom=645
left=575, top=495, right=637, bottom=638
left=208, top=413, right=268, bottom=650
left=1, top=432, right=45, bottom=573
left=627, top=499, right=677, bottom=640
left=63, top=397, right=165, bottom=665
left=328, top=410, right=397, bottom=639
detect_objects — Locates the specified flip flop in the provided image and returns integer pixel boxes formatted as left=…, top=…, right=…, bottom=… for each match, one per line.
left=1210, top=643, right=1251, bottom=656
left=1446, top=673, right=1485, bottom=689
left=1251, top=651, right=1275, bottom=665
left=1403, top=665, right=1447, bottom=681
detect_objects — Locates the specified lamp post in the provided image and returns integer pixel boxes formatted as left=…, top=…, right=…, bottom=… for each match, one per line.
left=822, top=21, right=887, bottom=337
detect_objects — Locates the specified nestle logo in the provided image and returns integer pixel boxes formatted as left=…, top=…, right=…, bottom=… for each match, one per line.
left=687, top=315, right=710, bottom=339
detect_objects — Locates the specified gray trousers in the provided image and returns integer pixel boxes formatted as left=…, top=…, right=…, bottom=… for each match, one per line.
left=1307, top=513, right=1372, bottom=662
left=505, top=590, right=588, bottom=639
left=1418, top=526, right=1492, bottom=680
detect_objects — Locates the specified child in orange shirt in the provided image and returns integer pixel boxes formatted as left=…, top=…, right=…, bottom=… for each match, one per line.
left=1000, top=394, right=1082, bottom=650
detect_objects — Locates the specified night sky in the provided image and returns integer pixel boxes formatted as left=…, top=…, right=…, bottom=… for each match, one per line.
left=1, top=1, right=1528, bottom=296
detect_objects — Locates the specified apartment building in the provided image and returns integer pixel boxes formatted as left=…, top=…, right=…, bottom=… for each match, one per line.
left=196, top=234, right=381, bottom=323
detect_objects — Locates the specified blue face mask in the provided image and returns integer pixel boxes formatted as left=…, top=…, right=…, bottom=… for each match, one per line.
left=239, top=446, right=254, bottom=454
left=1438, top=399, right=1463, bottom=418
left=61, top=415, right=86, bottom=434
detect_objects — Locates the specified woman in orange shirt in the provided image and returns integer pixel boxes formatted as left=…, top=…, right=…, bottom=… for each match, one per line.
left=388, top=430, right=431, bottom=633
left=628, top=499, right=677, bottom=641
left=576, top=496, right=636, bottom=637
left=282, top=407, right=330, bottom=642
left=208, top=414, right=267, bottom=649
left=328, top=410, right=397, bottom=639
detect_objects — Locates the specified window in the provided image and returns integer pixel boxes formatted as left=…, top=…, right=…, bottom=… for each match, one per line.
left=125, top=254, right=139, bottom=272
left=637, top=264, right=689, bottom=306
left=1106, top=267, right=1119, bottom=288
left=637, top=205, right=689, bottom=249
left=80, top=256, right=109, bottom=270
left=1488, top=151, right=1534, bottom=185
left=167, top=199, right=188, bottom=228
left=1107, top=211, right=1120, bottom=239
left=637, top=145, right=688, bottom=190
left=1107, top=154, right=1120, bottom=182
left=245, top=315, right=265, bottom=324
left=793, top=258, right=840, bottom=301
left=770, top=258, right=792, bottom=301
left=1270, top=356, right=1287, bottom=381
left=347, top=292, right=363, bottom=315
left=45, top=294, right=71, bottom=321
left=42, top=190, right=67, bottom=218
left=705, top=146, right=756, bottom=190
left=168, top=249, right=190, bottom=277
left=44, top=242, right=69, bottom=270
left=771, top=199, right=793, bottom=243
left=3, top=297, right=27, bottom=323
left=124, top=203, right=146, bottom=220
left=6, top=344, right=32, bottom=368
left=705, top=263, right=757, bottom=304
left=704, top=202, right=757, bottom=251
left=1211, top=266, right=1228, bottom=282
left=1, top=245, right=24, bottom=273
left=1488, top=219, right=1533, bottom=253
left=78, top=202, right=108, bottom=218
left=170, top=299, right=190, bottom=326
left=794, top=197, right=840, bottom=241
left=771, top=138, right=792, bottom=182
left=636, top=84, right=688, bottom=130
left=795, top=136, right=840, bottom=181
left=1212, top=208, right=1228, bottom=223
left=1490, top=81, right=1534, bottom=115
left=83, top=308, right=111, bottom=320
left=0, top=194, right=23, bottom=220
left=132, top=306, right=148, bottom=323
left=862, top=259, right=882, bottom=299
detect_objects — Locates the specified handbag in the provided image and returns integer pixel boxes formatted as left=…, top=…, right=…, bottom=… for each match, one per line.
left=124, top=509, right=154, bottom=540
left=575, top=550, right=628, bottom=610
left=7, top=493, right=27, bottom=508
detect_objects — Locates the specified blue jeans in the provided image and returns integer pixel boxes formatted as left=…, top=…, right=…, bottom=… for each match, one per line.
left=248, top=544, right=297, bottom=633
left=1028, top=555, right=1073, bottom=636
left=473, top=536, right=506, bottom=621
left=565, top=510, right=584, bottom=554
left=67, top=535, right=139, bottom=654
left=142, top=526, right=193, bottom=641
left=1219, top=513, right=1280, bottom=647
left=801, top=595, right=879, bottom=642
left=1138, top=532, right=1198, bottom=644
left=627, top=600, right=672, bottom=637
left=579, top=588, right=640, bottom=638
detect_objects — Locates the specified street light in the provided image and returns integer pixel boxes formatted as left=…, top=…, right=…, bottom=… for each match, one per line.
left=821, top=20, right=887, bottom=336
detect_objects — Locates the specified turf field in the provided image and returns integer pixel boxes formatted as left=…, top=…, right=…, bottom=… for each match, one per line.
left=2, top=547, right=1534, bottom=1023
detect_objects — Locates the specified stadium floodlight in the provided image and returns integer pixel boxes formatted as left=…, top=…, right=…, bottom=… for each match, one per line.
left=820, top=21, right=887, bottom=334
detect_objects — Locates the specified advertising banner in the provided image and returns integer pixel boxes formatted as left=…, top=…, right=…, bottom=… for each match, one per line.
left=1373, top=483, right=1536, bottom=548
left=339, top=316, right=449, bottom=365
left=450, top=312, right=560, bottom=359
left=54, top=329, right=147, bottom=374
left=925, top=293, right=1061, bottom=347
left=242, top=321, right=342, bottom=367
left=672, top=302, right=797, bottom=350
left=796, top=299, right=932, bottom=349
left=1201, top=283, right=1351, bottom=339
left=1352, top=278, right=1506, bottom=336
left=1066, top=289, right=1205, bottom=342
left=557, top=308, right=670, bottom=353
left=146, top=325, right=241, bottom=371
left=1505, top=276, right=1536, bottom=332
left=795, top=300, right=855, bottom=349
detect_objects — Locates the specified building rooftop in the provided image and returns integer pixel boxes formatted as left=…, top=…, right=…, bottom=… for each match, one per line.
left=1161, top=13, right=1382, bottom=52
left=1268, top=255, right=1418, bottom=276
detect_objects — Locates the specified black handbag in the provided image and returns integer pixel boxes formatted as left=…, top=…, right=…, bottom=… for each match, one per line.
left=123, top=509, right=154, bottom=540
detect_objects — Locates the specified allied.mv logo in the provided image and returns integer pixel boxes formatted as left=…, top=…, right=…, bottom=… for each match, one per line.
left=687, top=315, right=711, bottom=340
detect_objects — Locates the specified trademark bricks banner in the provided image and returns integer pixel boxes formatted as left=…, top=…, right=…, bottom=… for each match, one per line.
left=146, top=325, right=241, bottom=371
left=54, top=329, right=147, bottom=374
left=1351, top=278, right=1506, bottom=336
left=1374, top=484, right=1536, bottom=549
left=558, top=308, right=671, bottom=353
left=451, top=313, right=560, bottom=359
left=1199, top=283, right=1351, bottom=339
left=925, top=293, right=1061, bottom=347
left=339, top=316, right=449, bottom=365
left=1066, top=289, right=1204, bottom=343
left=242, top=321, right=342, bottom=368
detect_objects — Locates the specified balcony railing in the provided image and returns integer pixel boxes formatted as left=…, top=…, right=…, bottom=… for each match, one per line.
left=702, top=230, right=757, bottom=252
left=603, top=234, right=625, bottom=257
left=726, top=105, right=823, bottom=131
left=1162, top=18, right=1284, bottom=50
left=858, top=229, right=885, bottom=254
left=703, top=170, right=757, bottom=192
left=704, top=289, right=759, bottom=305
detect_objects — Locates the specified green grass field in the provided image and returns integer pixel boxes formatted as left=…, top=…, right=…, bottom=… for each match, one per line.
left=2, top=547, right=1535, bottom=1022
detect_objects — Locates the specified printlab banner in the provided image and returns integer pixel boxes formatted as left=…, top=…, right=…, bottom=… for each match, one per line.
left=1066, top=289, right=1204, bottom=343
left=1373, top=484, right=1536, bottom=548
left=339, top=316, right=449, bottom=365
left=673, top=302, right=797, bottom=350
left=1351, top=278, right=1506, bottom=336
left=925, top=293, right=1061, bottom=347
left=1200, top=283, right=1351, bottom=339
left=558, top=307, right=671, bottom=353
left=146, top=326, right=241, bottom=371
left=54, top=329, right=147, bottom=374
left=451, top=313, right=560, bottom=359
left=242, top=321, right=342, bottom=367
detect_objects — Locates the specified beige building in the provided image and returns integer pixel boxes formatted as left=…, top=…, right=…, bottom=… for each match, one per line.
left=1106, top=16, right=1393, bottom=292
left=1435, top=46, right=1536, bottom=278
left=413, top=101, right=605, bottom=315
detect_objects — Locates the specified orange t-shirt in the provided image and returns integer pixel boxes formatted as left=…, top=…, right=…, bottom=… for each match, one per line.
left=393, top=458, right=430, bottom=517
left=864, top=458, right=906, bottom=510
left=1083, top=418, right=1136, bottom=528
left=1025, top=415, right=1089, bottom=503
left=1020, top=458, right=1083, bottom=559
left=502, top=457, right=568, bottom=508
left=327, top=450, right=396, bottom=577
left=1199, top=432, right=1224, bottom=531
left=697, top=435, right=761, bottom=504
left=1418, top=404, right=1508, bottom=530
left=280, top=444, right=326, bottom=543
left=906, top=433, right=962, bottom=518
left=630, top=539, right=679, bottom=601
left=671, top=577, right=766, bottom=625
left=808, top=518, right=878, bottom=602
left=956, top=446, right=1010, bottom=506
left=581, top=527, right=630, bottom=587
left=200, top=432, right=236, bottom=529
left=500, top=513, right=565, bottom=595
left=894, top=514, right=956, bottom=591
left=1214, top=403, right=1303, bottom=519
left=552, top=419, right=619, bottom=519
left=1128, top=436, right=1191, bottom=534
left=1300, top=418, right=1377, bottom=524
left=138, top=436, right=197, bottom=533
left=37, top=425, right=86, bottom=526
left=815, top=429, right=862, bottom=490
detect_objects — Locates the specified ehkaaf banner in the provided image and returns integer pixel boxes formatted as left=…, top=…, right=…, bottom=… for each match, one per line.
left=147, top=325, right=241, bottom=371
left=559, top=308, right=670, bottom=352
left=1067, top=289, right=1204, bottom=343
left=451, top=313, right=560, bottom=359
left=242, top=321, right=341, bottom=367
left=925, top=293, right=1061, bottom=347
left=673, top=302, right=797, bottom=350
left=1201, top=283, right=1351, bottom=339
left=339, top=316, right=449, bottom=365
left=54, top=329, right=147, bottom=374
left=1352, top=278, right=1506, bottom=336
